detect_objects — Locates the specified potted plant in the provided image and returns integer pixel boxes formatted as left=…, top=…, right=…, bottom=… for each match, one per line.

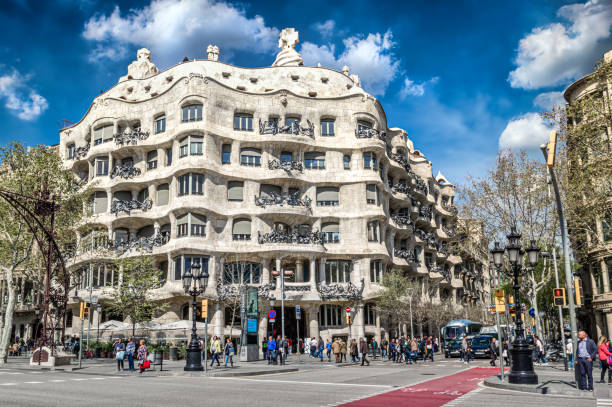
left=105, top=342, right=114, bottom=358
left=178, top=344, right=187, bottom=360
left=161, top=344, right=170, bottom=360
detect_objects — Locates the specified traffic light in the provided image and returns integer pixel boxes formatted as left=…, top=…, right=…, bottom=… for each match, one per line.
left=79, top=302, right=85, bottom=318
left=553, top=288, right=567, bottom=306
left=494, top=289, right=505, bottom=313
left=574, top=277, right=583, bottom=306
left=201, top=299, right=208, bottom=319
left=346, top=316, right=352, bottom=325
left=546, top=130, right=557, bottom=168
left=83, top=305, right=90, bottom=320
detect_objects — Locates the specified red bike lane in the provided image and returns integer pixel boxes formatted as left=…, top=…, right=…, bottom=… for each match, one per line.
left=340, top=367, right=499, bottom=407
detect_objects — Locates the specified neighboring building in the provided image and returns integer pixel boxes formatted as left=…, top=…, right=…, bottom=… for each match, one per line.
left=0, top=273, right=42, bottom=342
left=59, top=28, right=490, bottom=347
left=564, top=49, right=612, bottom=338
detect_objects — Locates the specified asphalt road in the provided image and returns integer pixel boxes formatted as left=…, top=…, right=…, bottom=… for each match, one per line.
left=0, top=360, right=598, bottom=407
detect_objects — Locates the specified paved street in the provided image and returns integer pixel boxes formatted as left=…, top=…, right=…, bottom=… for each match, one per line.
left=0, top=359, right=599, bottom=407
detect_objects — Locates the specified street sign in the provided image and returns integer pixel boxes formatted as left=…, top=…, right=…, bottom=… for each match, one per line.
left=268, top=310, right=276, bottom=320
left=345, top=307, right=351, bottom=314
left=247, top=318, right=257, bottom=333
left=529, top=308, right=535, bottom=318
left=270, top=319, right=275, bottom=324
left=296, top=305, right=301, bottom=320
left=494, top=289, right=505, bottom=313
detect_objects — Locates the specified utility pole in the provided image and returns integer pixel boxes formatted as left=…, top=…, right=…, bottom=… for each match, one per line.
left=551, top=248, right=568, bottom=371
left=541, top=136, right=578, bottom=379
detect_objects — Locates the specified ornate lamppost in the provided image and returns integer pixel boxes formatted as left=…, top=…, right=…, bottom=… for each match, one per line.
left=181, top=261, right=208, bottom=371
left=490, top=226, right=540, bottom=384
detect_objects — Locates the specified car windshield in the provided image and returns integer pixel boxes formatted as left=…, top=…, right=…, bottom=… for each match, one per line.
left=446, top=326, right=466, bottom=339
left=471, top=337, right=490, bottom=346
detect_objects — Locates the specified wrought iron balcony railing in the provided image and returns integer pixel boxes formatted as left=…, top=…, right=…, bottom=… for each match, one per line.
left=317, top=280, right=364, bottom=300
left=414, top=178, right=428, bottom=195
left=113, top=231, right=170, bottom=253
left=113, top=128, right=150, bottom=146
left=355, top=127, right=387, bottom=141
left=389, top=152, right=412, bottom=172
left=254, top=192, right=312, bottom=209
left=390, top=214, right=413, bottom=228
left=394, top=248, right=416, bottom=262
left=391, top=183, right=411, bottom=195
left=72, top=144, right=90, bottom=160
left=110, top=198, right=153, bottom=215
left=258, top=119, right=315, bottom=138
left=268, top=159, right=304, bottom=172
left=442, top=225, right=456, bottom=237
left=110, top=164, right=141, bottom=179
left=257, top=230, right=324, bottom=245
left=418, top=206, right=433, bottom=220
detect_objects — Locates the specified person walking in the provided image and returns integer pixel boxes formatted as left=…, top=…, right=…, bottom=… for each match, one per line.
left=461, top=336, right=468, bottom=364
left=113, top=338, right=125, bottom=371
left=137, top=339, right=148, bottom=374
left=598, top=336, right=612, bottom=383
left=267, top=335, right=277, bottom=365
left=350, top=339, right=359, bottom=363
left=332, top=338, right=341, bottom=363
left=126, top=338, right=136, bottom=372
left=280, top=336, right=289, bottom=365
left=318, top=336, right=325, bottom=362
left=326, top=339, right=332, bottom=362
left=340, top=338, right=347, bottom=363
left=566, top=338, right=573, bottom=370
left=224, top=337, right=234, bottom=368
left=381, top=338, right=388, bottom=359
left=410, top=337, right=418, bottom=364
left=425, top=336, right=434, bottom=362
left=576, top=330, right=597, bottom=391
left=371, top=337, right=378, bottom=360
left=534, top=335, right=547, bottom=365
left=489, top=337, right=498, bottom=367
left=360, top=338, right=370, bottom=366
left=210, top=336, right=222, bottom=367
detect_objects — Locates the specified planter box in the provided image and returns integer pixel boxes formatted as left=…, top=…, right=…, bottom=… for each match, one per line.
left=163, top=353, right=169, bottom=360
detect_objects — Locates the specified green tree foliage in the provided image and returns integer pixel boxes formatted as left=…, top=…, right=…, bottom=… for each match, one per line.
left=105, top=253, right=168, bottom=336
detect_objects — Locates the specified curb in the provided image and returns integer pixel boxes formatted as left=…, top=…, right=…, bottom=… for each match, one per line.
left=483, top=376, right=595, bottom=398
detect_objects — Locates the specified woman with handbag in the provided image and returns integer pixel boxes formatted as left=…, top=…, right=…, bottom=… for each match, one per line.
left=598, top=336, right=612, bottom=383
left=114, top=338, right=125, bottom=371
left=137, top=339, right=149, bottom=374
left=224, top=337, right=234, bottom=367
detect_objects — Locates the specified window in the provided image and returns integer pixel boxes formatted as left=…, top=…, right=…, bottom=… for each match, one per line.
left=366, top=184, right=378, bottom=205
left=121, top=157, right=134, bottom=167
left=234, top=113, right=253, bottom=131
left=316, top=186, right=339, bottom=206
left=114, top=228, right=129, bottom=245
left=324, top=260, right=351, bottom=283
left=363, top=152, right=377, bottom=170
left=343, top=155, right=351, bottom=170
left=155, top=115, right=166, bottom=134
left=364, top=303, right=377, bottom=325
left=414, top=246, right=422, bottom=265
left=319, top=304, right=342, bottom=327
left=285, top=117, right=300, bottom=133
left=166, top=148, right=173, bottom=166
left=357, top=120, right=372, bottom=134
left=182, top=104, right=203, bottom=122
left=91, top=191, right=108, bottom=214
left=260, top=184, right=281, bottom=199
left=304, top=152, right=325, bottom=170
left=221, top=144, right=231, bottom=164
left=172, top=255, right=209, bottom=281
left=176, top=213, right=206, bottom=237
left=367, top=220, right=380, bottom=242
left=321, top=119, right=335, bottom=136
left=603, top=215, right=612, bottom=242
left=223, top=262, right=261, bottom=284
left=95, top=156, right=109, bottom=176
left=280, top=151, right=293, bottom=163
left=322, top=222, right=339, bottom=243
left=370, top=260, right=383, bottom=283
left=178, top=173, right=204, bottom=196
left=93, top=124, right=113, bottom=145
left=137, top=225, right=154, bottom=239
left=227, top=181, right=244, bottom=201
left=137, top=188, right=149, bottom=202
left=157, top=184, right=169, bottom=205
left=425, top=252, right=433, bottom=268
left=240, top=148, right=261, bottom=166
left=232, top=218, right=251, bottom=240
left=179, top=135, right=203, bottom=157
left=147, top=150, right=158, bottom=170
left=67, top=144, right=75, bottom=159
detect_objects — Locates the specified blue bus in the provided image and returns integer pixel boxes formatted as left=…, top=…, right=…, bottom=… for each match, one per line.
left=441, top=320, right=483, bottom=358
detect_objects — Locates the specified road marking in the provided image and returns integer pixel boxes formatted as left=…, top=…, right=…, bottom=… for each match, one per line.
left=210, top=377, right=393, bottom=388
left=442, top=387, right=483, bottom=406
left=90, top=378, right=106, bottom=380
left=71, top=378, right=89, bottom=381
left=49, top=380, right=66, bottom=383
left=0, top=383, right=17, bottom=386
left=598, top=400, right=612, bottom=406
left=23, top=381, right=43, bottom=384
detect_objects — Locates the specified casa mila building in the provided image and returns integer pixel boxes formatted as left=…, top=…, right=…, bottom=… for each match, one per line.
left=58, top=28, right=489, bottom=350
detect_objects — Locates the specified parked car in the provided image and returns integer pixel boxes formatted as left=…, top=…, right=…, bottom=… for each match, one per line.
left=470, top=336, right=492, bottom=359
left=444, top=339, right=462, bottom=358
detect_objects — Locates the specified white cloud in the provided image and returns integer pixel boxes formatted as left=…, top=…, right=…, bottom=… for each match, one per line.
left=508, top=0, right=612, bottom=89
left=499, top=113, right=552, bottom=150
left=0, top=69, right=48, bottom=121
left=314, top=20, right=335, bottom=38
left=533, top=91, right=566, bottom=110
left=399, top=76, right=439, bottom=99
left=301, top=30, right=401, bottom=96
left=83, top=0, right=279, bottom=67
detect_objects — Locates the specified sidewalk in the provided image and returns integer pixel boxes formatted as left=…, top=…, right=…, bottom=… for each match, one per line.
left=483, top=364, right=604, bottom=399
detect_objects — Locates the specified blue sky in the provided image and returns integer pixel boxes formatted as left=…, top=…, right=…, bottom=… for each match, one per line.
left=1, top=0, right=611, bottom=184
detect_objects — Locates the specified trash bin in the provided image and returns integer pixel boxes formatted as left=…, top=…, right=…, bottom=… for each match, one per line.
left=169, top=347, right=178, bottom=361
left=153, top=349, right=163, bottom=370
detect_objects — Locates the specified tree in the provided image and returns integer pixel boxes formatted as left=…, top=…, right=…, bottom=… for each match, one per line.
left=105, top=253, right=168, bottom=337
left=375, top=269, right=419, bottom=338
left=0, top=143, right=88, bottom=365
left=458, top=149, right=558, bottom=337
left=542, top=58, right=612, bottom=261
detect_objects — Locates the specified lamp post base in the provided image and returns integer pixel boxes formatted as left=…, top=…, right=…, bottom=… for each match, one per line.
left=508, top=343, right=538, bottom=384
left=184, top=345, right=203, bottom=371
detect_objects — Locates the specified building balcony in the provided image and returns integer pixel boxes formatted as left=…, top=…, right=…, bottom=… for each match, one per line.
left=257, top=230, right=324, bottom=245
left=110, top=198, right=153, bottom=215
left=390, top=214, right=413, bottom=229
left=112, top=231, right=170, bottom=253
left=317, top=280, right=364, bottom=300
left=113, top=128, right=150, bottom=146
left=267, top=159, right=304, bottom=173
left=414, top=178, right=428, bottom=196
left=258, top=119, right=315, bottom=138
left=388, top=152, right=415, bottom=176
left=391, top=183, right=411, bottom=196
left=110, top=163, right=142, bottom=180
left=394, top=248, right=416, bottom=262
left=355, top=127, right=387, bottom=141
left=254, top=192, right=312, bottom=209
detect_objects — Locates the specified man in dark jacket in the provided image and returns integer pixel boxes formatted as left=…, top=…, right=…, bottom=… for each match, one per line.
left=359, top=338, right=370, bottom=366
left=489, top=337, right=498, bottom=366
left=576, top=330, right=597, bottom=391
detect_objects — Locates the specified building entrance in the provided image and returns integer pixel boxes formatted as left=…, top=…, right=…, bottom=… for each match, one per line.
left=267, top=306, right=306, bottom=351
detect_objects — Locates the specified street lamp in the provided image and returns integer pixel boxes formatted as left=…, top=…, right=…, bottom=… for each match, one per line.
left=490, top=227, right=540, bottom=385
left=181, top=261, right=208, bottom=371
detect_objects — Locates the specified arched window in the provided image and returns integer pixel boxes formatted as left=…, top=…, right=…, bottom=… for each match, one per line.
left=223, top=262, right=262, bottom=284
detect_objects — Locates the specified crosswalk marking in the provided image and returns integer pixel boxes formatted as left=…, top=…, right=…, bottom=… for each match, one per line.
left=71, top=378, right=89, bottom=381
left=597, top=399, right=612, bottom=406
left=0, top=383, right=17, bottom=386
left=23, top=381, right=43, bottom=384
